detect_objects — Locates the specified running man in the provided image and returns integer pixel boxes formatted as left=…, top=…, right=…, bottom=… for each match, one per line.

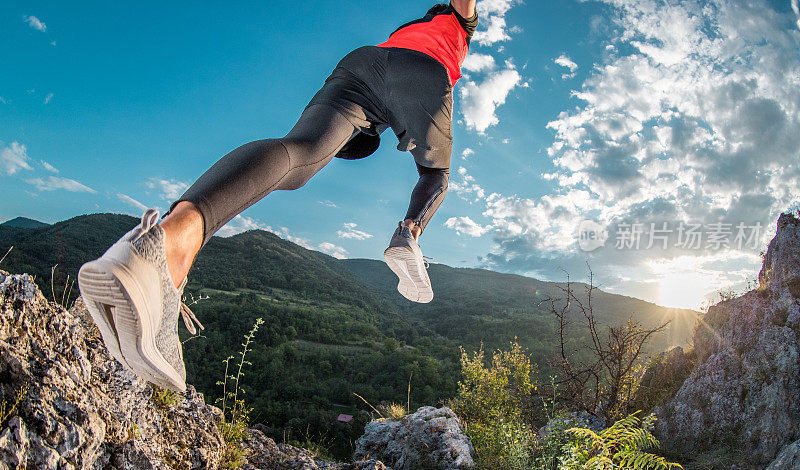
left=78, top=1, right=478, bottom=391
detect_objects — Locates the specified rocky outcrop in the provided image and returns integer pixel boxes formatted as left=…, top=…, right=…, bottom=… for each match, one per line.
left=633, top=346, right=696, bottom=413
left=354, top=406, right=475, bottom=470
left=538, top=411, right=606, bottom=440
left=241, top=429, right=386, bottom=470
left=0, top=270, right=391, bottom=469
left=655, top=214, right=800, bottom=469
left=766, top=439, right=800, bottom=470
left=0, top=271, right=226, bottom=469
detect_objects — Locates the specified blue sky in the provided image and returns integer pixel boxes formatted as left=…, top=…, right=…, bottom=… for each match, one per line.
left=2, top=0, right=800, bottom=310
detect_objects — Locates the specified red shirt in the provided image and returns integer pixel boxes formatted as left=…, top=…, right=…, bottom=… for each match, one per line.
left=378, top=3, right=479, bottom=86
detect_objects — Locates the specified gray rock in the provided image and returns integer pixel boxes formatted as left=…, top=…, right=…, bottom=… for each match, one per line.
left=0, top=270, right=225, bottom=469
left=241, top=428, right=390, bottom=470
left=354, top=406, right=474, bottom=470
left=655, top=214, right=800, bottom=469
left=0, top=269, right=391, bottom=470
left=767, top=439, right=800, bottom=470
left=633, top=346, right=696, bottom=412
left=538, top=411, right=605, bottom=439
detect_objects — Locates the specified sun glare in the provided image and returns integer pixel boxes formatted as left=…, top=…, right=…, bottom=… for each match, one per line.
left=656, top=271, right=714, bottom=310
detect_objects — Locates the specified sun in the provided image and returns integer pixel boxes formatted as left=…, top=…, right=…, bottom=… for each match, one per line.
left=656, top=271, right=714, bottom=311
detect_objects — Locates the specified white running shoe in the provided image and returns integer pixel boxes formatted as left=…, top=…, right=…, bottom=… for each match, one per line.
left=78, top=209, right=203, bottom=392
left=383, top=225, right=434, bottom=303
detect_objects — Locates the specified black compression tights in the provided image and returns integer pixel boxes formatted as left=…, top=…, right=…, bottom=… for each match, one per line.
left=173, top=104, right=449, bottom=246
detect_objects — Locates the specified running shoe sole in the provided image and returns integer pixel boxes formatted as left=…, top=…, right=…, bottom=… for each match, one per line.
left=78, top=243, right=186, bottom=392
left=383, top=246, right=434, bottom=303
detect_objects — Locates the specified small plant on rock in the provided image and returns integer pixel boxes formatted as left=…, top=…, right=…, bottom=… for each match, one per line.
left=0, top=382, right=29, bottom=431
left=561, top=411, right=682, bottom=470
left=216, top=317, right=263, bottom=468
left=382, top=402, right=408, bottom=420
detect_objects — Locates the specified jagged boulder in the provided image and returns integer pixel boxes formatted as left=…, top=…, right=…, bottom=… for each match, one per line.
left=0, top=271, right=226, bottom=469
left=655, top=214, right=800, bottom=468
left=353, top=406, right=474, bottom=470
left=241, top=428, right=387, bottom=470
left=0, top=269, right=394, bottom=469
left=767, top=439, right=800, bottom=470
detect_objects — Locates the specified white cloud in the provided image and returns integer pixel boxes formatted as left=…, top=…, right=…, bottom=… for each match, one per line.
left=462, top=53, right=496, bottom=72
left=43, top=93, right=53, bottom=105
left=275, top=228, right=314, bottom=249
left=444, top=216, right=491, bottom=237
left=473, top=0, right=521, bottom=46
left=450, top=166, right=486, bottom=202
left=0, top=97, right=6, bottom=105
left=793, top=0, right=800, bottom=29
left=461, top=148, right=474, bottom=160
left=24, top=15, right=46, bottom=32
left=459, top=61, right=521, bottom=133
left=216, top=215, right=261, bottom=237
left=337, top=222, right=373, bottom=240
left=41, top=160, right=58, bottom=173
left=117, top=193, right=148, bottom=212
left=26, top=176, right=96, bottom=193
left=147, top=178, right=189, bottom=201
left=216, top=215, right=320, bottom=251
left=467, top=0, right=800, bottom=305
left=318, top=200, right=338, bottom=208
left=318, top=242, right=348, bottom=259
left=0, top=142, right=33, bottom=175
left=554, top=54, right=578, bottom=79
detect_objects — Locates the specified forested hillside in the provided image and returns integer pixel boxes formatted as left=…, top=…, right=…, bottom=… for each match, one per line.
left=0, top=213, right=698, bottom=458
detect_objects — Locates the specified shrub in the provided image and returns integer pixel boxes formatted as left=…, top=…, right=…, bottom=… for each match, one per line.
left=561, top=411, right=683, bottom=470
left=451, top=342, right=537, bottom=469
left=534, top=411, right=580, bottom=470
left=382, top=403, right=408, bottom=420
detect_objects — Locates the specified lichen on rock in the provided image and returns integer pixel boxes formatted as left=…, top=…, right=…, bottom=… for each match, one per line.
left=354, top=406, right=475, bottom=470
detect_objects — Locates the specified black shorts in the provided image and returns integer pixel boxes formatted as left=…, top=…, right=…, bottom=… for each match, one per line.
left=305, top=45, right=454, bottom=169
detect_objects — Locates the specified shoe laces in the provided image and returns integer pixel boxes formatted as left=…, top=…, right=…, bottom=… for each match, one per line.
left=179, top=301, right=205, bottom=335
left=177, top=278, right=205, bottom=335
left=133, top=208, right=160, bottom=242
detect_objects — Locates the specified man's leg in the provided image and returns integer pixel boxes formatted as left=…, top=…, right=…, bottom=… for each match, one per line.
left=402, top=163, right=450, bottom=240
left=160, top=104, right=356, bottom=288
left=382, top=162, right=449, bottom=303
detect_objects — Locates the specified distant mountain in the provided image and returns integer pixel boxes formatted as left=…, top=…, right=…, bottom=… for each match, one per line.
left=0, top=213, right=139, bottom=301
left=0, top=212, right=697, bottom=354
left=0, top=216, right=50, bottom=229
left=341, top=259, right=698, bottom=355
left=190, top=229, right=393, bottom=315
